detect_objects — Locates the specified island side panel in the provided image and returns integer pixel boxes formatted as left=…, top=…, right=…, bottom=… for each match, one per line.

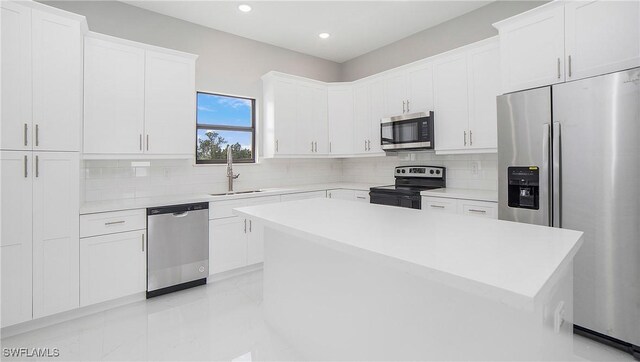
left=262, top=226, right=575, bottom=361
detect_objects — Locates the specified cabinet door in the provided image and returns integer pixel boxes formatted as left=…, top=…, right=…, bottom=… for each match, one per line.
left=273, top=80, right=298, bottom=155
left=280, top=191, right=326, bottom=202
left=32, top=152, right=80, bottom=318
left=384, top=73, right=407, bottom=116
left=295, top=84, right=315, bottom=155
left=458, top=200, right=498, bottom=219
left=433, top=54, right=469, bottom=151
left=327, top=87, right=354, bottom=155
left=312, top=86, right=329, bottom=154
left=209, top=217, right=247, bottom=274
left=368, top=80, right=385, bottom=154
left=1, top=3, right=31, bottom=151
left=84, top=37, right=145, bottom=155
left=144, top=51, right=195, bottom=156
left=467, top=43, right=499, bottom=151
left=31, top=9, right=82, bottom=152
left=498, top=4, right=565, bottom=93
left=565, top=0, right=640, bottom=81
left=354, top=190, right=370, bottom=203
left=0, top=151, right=33, bottom=327
left=407, top=64, right=434, bottom=114
left=422, top=197, right=458, bottom=214
left=246, top=219, right=264, bottom=265
left=327, top=189, right=355, bottom=200
left=80, top=231, right=146, bottom=307
left=353, top=84, right=371, bottom=154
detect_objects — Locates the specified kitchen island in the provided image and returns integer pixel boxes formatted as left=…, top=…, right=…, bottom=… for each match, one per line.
left=234, top=198, right=584, bottom=361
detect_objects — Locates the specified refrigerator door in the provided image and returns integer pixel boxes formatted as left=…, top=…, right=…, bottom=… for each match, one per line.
left=553, top=67, right=640, bottom=346
left=497, top=87, right=552, bottom=226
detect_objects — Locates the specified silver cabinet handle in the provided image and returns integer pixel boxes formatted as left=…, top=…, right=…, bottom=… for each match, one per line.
left=406, top=99, right=410, bottom=113
left=24, top=123, right=28, bottom=146
left=315, top=142, right=318, bottom=152
left=141, top=234, right=145, bottom=252
left=463, top=131, right=467, bottom=146
left=139, top=134, right=142, bottom=151
left=356, top=196, right=366, bottom=200
left=276, top=140, right=279, bottom=152
left=311, top=141, right=314, bottom=152
left=364, top=140, right=367, bottom=151
left=557, top=58, right=561, bottom=79
left=146, top=134, right=149, bottom=151
left=24, top=155, right=28, bottom=178
left=328, top=192, right=332, bottom=198
left=35, top=124, right=39, bottom=147
left=402, top=101, right=406, bottom=113
left=568, top=55, right=572, bottom=78
left=469, top=130, right=473, bottom=146
left=35, top=155, right=39, bottom=177
left=104, top=220, right=125, bottom=226
left=244, top=219, right=247, bottom=233
left=468, top=209, right=486, bottom=213
left=249, top=220, right=252, bottom=232
left=430, top=204, right=445, bottom=209
left=329, top=142, right=332, bottom=153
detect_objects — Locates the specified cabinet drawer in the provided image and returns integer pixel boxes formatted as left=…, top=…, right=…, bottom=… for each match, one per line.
left=280, top=190, right=326, bottom=202
left=422, top=197, right=457, bottom=214
left=354, top=190, right=370, bottom=203
left=209, top=195, right=280, bottom=220
left=459, top=200, right=497, bottom=219
left=80, top=209, right=146, bottom=238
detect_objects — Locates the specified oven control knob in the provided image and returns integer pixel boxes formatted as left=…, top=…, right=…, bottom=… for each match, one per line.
left=397, top=169, right=401, bottom=173
left=401, top=169, right=406, bottom=173
left=436, top=170, right=441, bottom=175
left=430, top=170, right=434, bottom=174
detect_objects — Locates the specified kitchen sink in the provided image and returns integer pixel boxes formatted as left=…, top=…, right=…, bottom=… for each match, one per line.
left=210, top=190, right=265, bottom=196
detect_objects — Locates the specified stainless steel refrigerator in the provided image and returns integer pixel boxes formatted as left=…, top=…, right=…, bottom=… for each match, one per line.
left=497, top=67, right=640, bottom=356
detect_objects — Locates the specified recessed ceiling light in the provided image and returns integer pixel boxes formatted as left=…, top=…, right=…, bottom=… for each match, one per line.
left=238, top=4, right=252, bottom=12
left=318, top=32, right=330, bottom=39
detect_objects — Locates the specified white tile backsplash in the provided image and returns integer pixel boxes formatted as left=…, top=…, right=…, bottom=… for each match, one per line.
left=81, top=153, right=498, bottom=202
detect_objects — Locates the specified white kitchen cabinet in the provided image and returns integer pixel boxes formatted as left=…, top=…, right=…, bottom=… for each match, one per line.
left=0, top=151, right=33, bottom=327
left=327, top=86, right=354, bottom=155
left=80, top=230, right=146, bottom=306
left=384, top=73, right=408, bottom=116
left=353, top=83, right=372, bottom=155
left=144, top=50, right=196, bottom=156
left=83, top=36, right=145, bottom=155
left=296, top=84, right=328, bottom=155
left=327, top=189, right=356, bottom=200
left=407, top=64, right=434, bottom=115
left=422, top=196, right=497, bottom=219
left=32, top=152, right=80, bottom=318
left=280, top=190, right=326, bottom=202
left=423, top=197, right=458, bottom=214
left=210, top=217, right=248, bottom=274
left=1, top=2, right=84, bottom=152
left=354, top=190, right=370, bottom=203
left=246, top=219, right=264, bottom=265
left=1, top=2, right=31, bottom=151
left=368, top=80, right=385, bottom=154
left=564, top=0, right=640, bottom=81
left=269, top=79, right=298, bottom=156
left=494, top=3, right=565, bottom=94
left=433, top=39, right=499, bottom=154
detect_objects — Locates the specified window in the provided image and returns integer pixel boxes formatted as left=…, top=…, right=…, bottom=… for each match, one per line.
left=196, top=92, right=255, bottom=164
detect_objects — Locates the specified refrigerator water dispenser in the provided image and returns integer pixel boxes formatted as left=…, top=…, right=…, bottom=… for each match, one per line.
left=507, top=167, right=539, bottom=210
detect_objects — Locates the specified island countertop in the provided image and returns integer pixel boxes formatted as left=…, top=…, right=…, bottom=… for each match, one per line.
left=235, top=198, right=583, bottom=310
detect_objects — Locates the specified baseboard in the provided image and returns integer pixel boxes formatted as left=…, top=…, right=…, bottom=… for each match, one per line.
left=207, top=263, right=263, bottom=283
left=574, top=324, right=639, bottom=360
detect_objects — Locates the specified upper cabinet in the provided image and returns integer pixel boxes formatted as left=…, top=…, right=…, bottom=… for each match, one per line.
left=327, top=85, right=354, bottom=155
left=494, top=0, right=640, bottom=94
left=1, top=2, right=84, bottom=152
left=433, top=38, right=499, bottom=154
left=83, top=33, right=197, bottom=159
left=382, top=64, right=434, bottom=117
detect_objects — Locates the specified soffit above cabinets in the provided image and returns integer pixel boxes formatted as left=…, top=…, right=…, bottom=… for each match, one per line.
left=120, top=1, right=492, bottom=63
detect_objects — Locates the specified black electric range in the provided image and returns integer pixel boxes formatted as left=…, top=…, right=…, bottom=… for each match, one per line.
left=369, top=166, right=446, bottom=209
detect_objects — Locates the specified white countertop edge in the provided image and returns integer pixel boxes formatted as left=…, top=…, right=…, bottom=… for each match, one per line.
left=79, top=182, right=376, bottom=214
left=234, top=205, right=573, bottom=312
left=421, top=188, right=498, bottom=202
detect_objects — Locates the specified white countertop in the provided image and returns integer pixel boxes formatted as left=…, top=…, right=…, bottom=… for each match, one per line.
left=235, top=198, right=583, bottom=310
left=79, top=182, right=376, bottom=214
left=421, top=188, right=498, bottom=202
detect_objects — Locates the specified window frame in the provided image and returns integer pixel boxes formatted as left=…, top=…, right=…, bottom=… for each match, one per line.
left=195, top=91, right=256, bottom=164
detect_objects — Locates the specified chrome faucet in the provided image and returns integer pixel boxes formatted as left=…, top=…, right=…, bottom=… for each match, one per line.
left=226, top=145, right=240, bottom=193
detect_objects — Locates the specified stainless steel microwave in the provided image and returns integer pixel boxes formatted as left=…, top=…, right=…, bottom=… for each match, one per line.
left=380, top=111, right=434, bottom=151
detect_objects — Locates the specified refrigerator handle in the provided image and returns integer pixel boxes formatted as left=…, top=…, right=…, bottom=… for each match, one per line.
left=542, top=123, right=551, bottom=226
left=552, top=122, right=561, bottom=227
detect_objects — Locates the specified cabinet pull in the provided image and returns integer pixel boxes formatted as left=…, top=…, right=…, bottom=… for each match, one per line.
left=568, top=55, right=572, bottom=77
left=139, top=134, right=142, bottom=151
left=35, top=155, right=39, bottom=177
left=328, top=192, right=332, bottom=198
left=276, top=140, right=279, bottom=152
left=311, top=141, right=314, bottom=152
left=557, top=58, right=561, bottom=79
left=315, top=142, right=318, bottom=152
left=35, top=124, right=39, bottom=146
left=368, top=140, right=371, bottom=151
left=244, top=219, right=247, bottom=233
left=104, top=220, right=125, bottom=226
left=463, top=131, right=467, bottom=146
left=364, top=140, right=367, bottom=151
left=24, top=155, right=28, bottom=178
left=146, top=135, right=149, bottom=151
left=430, top=204, right=445, bottom=209
left=406, top=99, right=410, bottom=113
left=356, top=196, right=366, bottom=200
left=329, top=142, right=332, bottom=153
left=24, top=123, right=28, bottom=146
left=249, top=220, right=252, bottom=232
left=469, top=130, right=473, bottom=146
left=468, top=209, right=487, bottom=214
left=141, top=234, right=145, bottom=252
left=402, top=101, right=406, bottom=113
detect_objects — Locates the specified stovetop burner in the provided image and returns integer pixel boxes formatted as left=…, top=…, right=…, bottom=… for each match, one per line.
left=369, top=166, right=446, bottom=209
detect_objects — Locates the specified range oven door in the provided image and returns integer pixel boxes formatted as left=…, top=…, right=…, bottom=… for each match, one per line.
left=380, top=111, right=434, bottom=151
left=369, top=192, right=421, bottom=209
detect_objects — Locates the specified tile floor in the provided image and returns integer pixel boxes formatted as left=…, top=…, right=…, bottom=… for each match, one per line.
left=0, top=270, right=635, bottom=361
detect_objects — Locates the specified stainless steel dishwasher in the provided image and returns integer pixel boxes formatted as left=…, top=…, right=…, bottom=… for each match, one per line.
left=147, top=202, right=209, bottom=298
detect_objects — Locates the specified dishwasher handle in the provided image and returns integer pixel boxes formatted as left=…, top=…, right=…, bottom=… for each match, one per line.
left=172, top=212, right=189, bottom=218
left=147, top=202, right=209, bottom=216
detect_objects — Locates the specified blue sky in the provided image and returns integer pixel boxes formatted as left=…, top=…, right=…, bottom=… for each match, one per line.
left=197, top=93, right=252, bottom=127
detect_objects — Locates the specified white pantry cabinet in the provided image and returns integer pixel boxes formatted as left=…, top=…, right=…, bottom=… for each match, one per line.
left=327, top=85, right=354, bottom=155
left=83, top=33, right=197, bottom=159
left=1, top=1, right=84, bottom=152
left=433, top=38, right=499, bottom=154
left=494, top=0, right=640, bottom=93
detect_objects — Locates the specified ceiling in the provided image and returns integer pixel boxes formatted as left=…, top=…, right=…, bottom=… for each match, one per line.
left=122, top=1, right=493, bottom=63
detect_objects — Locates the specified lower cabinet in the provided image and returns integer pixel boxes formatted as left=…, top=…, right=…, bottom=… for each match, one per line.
left=422, top=196, right=497, bottom=219
left=280, top=190, right=326, bottom=202
left=327, top=189, right=370, bottom=203
left=209, top=217, right=248, bottom=274
left=80, top=230, right=146, bottom=306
